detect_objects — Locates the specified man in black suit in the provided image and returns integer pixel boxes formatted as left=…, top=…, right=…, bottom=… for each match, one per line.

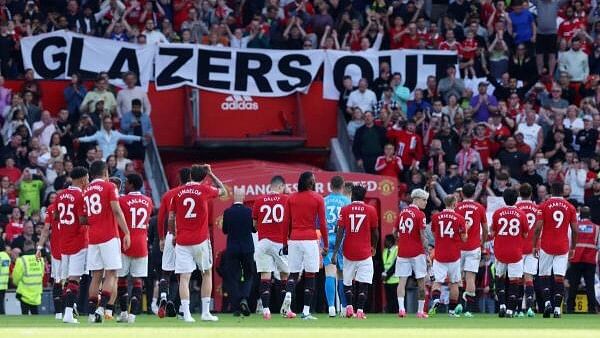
left=222, top=189, right=256, bottom=316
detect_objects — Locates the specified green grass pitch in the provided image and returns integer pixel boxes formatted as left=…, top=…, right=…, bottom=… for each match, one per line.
left=1, top=314, right=599, bottom=338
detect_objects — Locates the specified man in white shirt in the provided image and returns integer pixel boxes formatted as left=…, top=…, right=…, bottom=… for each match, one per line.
left=32, top=110, right=57, bottom=147
left=346, top=79, right=377, bottom=116
left=117, top=72, right=151, bottom=117
left=558, top=37, right=589, bottom=83
left=516, top=109, right=543, bottom=156
left=142, top=19, right=167, bottom=45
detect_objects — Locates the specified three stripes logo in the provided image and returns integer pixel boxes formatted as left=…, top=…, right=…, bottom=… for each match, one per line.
left=221, top=95, right=259, bottom=111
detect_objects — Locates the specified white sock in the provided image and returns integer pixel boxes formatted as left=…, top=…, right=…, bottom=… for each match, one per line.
left=328, top=306, right=335, bottom=312
left=105, top=309, right=113, bottom=317
left=179, top=304, right=183, bottom=313
left=97, top=306, right=105, bottom=314
left=554, top=306, right=561, bottom=314
left=418, top=300, right=425, bottom=313
left=357, top=309, right=364, bottom=313
left=202, top=297, right=211, bottom=315
left=64, top=307, right=73, bottom=319
left=285, top=292, right=292, bottom=299
left=152, top=297, right=158, bottom=305
left=545, top=301, right=551, bottom=307
left=500, top=304, right=506, bottom=310
left=181, top=300, right=191, bottom=317
left=263, top=307, right=270, bottom=314
left=398, top=297, right=405, bottom=311
left=160, top=292, right=167, bottom=300
left=302, top=305, right=310, bottom=316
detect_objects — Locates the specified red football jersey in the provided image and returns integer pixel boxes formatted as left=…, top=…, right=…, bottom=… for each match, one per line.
left=45, top=204, right=61, bottom=260
left=538, top=197, right=578, bottom=255
left=157, top=187, right=179, bottom=240
left=119, top=192, right=154, bottom=257
left=4, top=221, right=23, bottom=242
left=471, top=137, right=492, bottom=168
left=285, top=191, right=328, bottom=247
left=386, top=129, right=424, bottom=167
left=431, top=209, right=466, bottom=263
left=514, top=200, right=539, bottom=255
left=461, top=38, right=478, bottom=60
left=252, top=193, right=289, bottom=244
left=54, top=187, right=88, bottom=254
left=374, top=156, right=403, bottom=178
left=339, top=201, right=379, bottom=261
left=397, top=204, right=427, bottom=258
left=492, top=206, right=529, bottom=263
left=169, top=182, right=219, bottom=246
left=455, top=200, right=487, bottom=251
left=84, top=179, right=120, bottom=245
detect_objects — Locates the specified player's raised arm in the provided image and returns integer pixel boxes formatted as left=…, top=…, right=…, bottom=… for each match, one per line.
left=205, top=164, right=228, bottom=198
left=111, top=200, right=131, bottom=250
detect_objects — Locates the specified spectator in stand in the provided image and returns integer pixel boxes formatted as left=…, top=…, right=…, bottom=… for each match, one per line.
left=375, top=85, right=399, bottom=118
left=516, top=109, right=543, bottom=156
left=346, top=108, right=364, bottom=141
left=4, top=207, right=24, bottom=243
left=10, top=220, right=37, bottom=252
left=438, top=65, right=465, bottom=104
left=31, top=110, right=56, bottom=147
left=346, top=78, right=377, bottom=117
left=79, top=77, right=117, bottom=117
left=1, top=108, right=31, bottom=144
left=63, top=73, right=87, bottom=124
left=576, top=115, right=598, bottom=159
left=387, top=119, right=424, bottom=174
left=120, top=98, right=153, bottom=160
left=374, top=143, right=403, bottom=179
left=470, top=82, right=498, bottom=122
left=565, top=157, right=587, bottom=203
left=0, top=175, right=17, bottom=208
left=117, top=72, right=151, bottom=119
left=0, top=157, right=21, bottom=183
left=559, top=37, right=590, bottom=87
left=0, top=76, right=11, bottom=118
left=76, top=115, right=145, bottom=161
left=16, top=168, right=44, bottom=214
left=181, top=7, right=208, bottom=44
left=508, top=43, right=538, bottom=87
left=353, top=112, right=386, bottom=174
left=455, top=136, right=483, bottom=177
left=142, top=18, right=168, bottom=44
left=392, top=73, right=410, bottom=115
left=497, top=136, right=528, bottom=179
left=407, top=89, right=432, bottom=119
left=535, top=0, right=561, bottom=76
left=509, top=0, right=536, bottom=51
left=520, top=159, right=544, bottom=195
left=106, top=154, right=126, bottom=184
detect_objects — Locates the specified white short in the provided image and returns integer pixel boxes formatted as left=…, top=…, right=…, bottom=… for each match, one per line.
left=461, top=248, right=481, bottom=273
left=288, top=240, right=320, bottom=273
left=432, top=259, right=461, bottom=283
left=61, top=249, right=87, bottom=279
left=51, top=257, right=62, bottom=281
left=522, top=254, right=538, bottom=276
left=87, top=238, right=122, bottom=271
left=496, top=259, right=524, bottom=278
left=255, top=239, right=289, bottom=274
left=538, top=249, right=568, bottom=276
left=175, top=240, right=213, bottom=274
left=118, top=255, right=148, bottom=278
left=161, top=232, right=176, bottom=272
left=394, top=254, right=428, bottom=279
left=343, top=257, right=374, bottom=285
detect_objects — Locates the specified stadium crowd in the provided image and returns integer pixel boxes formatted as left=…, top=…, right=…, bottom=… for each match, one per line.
left=0, top=0, right=599, bottom=320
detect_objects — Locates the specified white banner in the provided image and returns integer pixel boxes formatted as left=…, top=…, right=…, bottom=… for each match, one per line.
left=323, top=49, right=458, bottom=100
left=154, top=44, right=324, bottom=96
left=20, top=31, right=155, bottom=90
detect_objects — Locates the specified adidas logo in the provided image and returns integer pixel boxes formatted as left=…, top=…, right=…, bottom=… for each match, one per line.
left=221, top=95, right=259, bottom=111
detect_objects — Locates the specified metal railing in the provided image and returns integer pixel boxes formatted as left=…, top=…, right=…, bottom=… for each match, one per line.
left=144, top=137, right=169, bottom=205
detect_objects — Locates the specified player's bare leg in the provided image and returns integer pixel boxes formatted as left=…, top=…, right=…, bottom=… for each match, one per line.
left=88, top=270, right=104, bottom=323
left=448, top=282, right=461, bottom=317
left=524, top=273, right=535, bottom=317
left=416, top=278, right=428, bottom=318
left=324, top=264, right=337, bottom=317
left=463, top=271, right=477, bottom=317
left=178, top=272, right=194, bottom=322
left=428, top=282, right=442, bottom=315
left=281, top=272, right=298, bottom=318
left=200, top=269, right=218, bottom=321
left=103, top=270, right=118, bottom=320
left=396, top=276, right=408, bottom=318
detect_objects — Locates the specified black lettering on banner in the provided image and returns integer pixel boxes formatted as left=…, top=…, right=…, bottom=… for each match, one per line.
left=107, top=48, right=141, bottom=82
left=402, top=54, right=418, bottom=91
left=331, top=55, right=374, bottom=94
left=67, top=37, right=99, bottom=79
left=197, top=49, right=231, bottom=90
left=235, top=52, right=272, bottom=92
left=156, top=47, right=194, bottom=87
left=422, top=54, right=459, bottom=81
left=277, top=54, right=312, bottom=92
left=30, top=36, right=67, bottom=79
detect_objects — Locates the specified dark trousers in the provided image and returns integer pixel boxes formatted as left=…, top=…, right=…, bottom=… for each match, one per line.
left=567, top=262, right=598, bottom=313
left=0, top=290, right=5, bottom=314
left=362, top=155, right=379, bottom=174
left=223, top=251, right=255, bottom=312
left=19, top=301, right=39, bottom=315
left=384, top=283, right=399, bottom=313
